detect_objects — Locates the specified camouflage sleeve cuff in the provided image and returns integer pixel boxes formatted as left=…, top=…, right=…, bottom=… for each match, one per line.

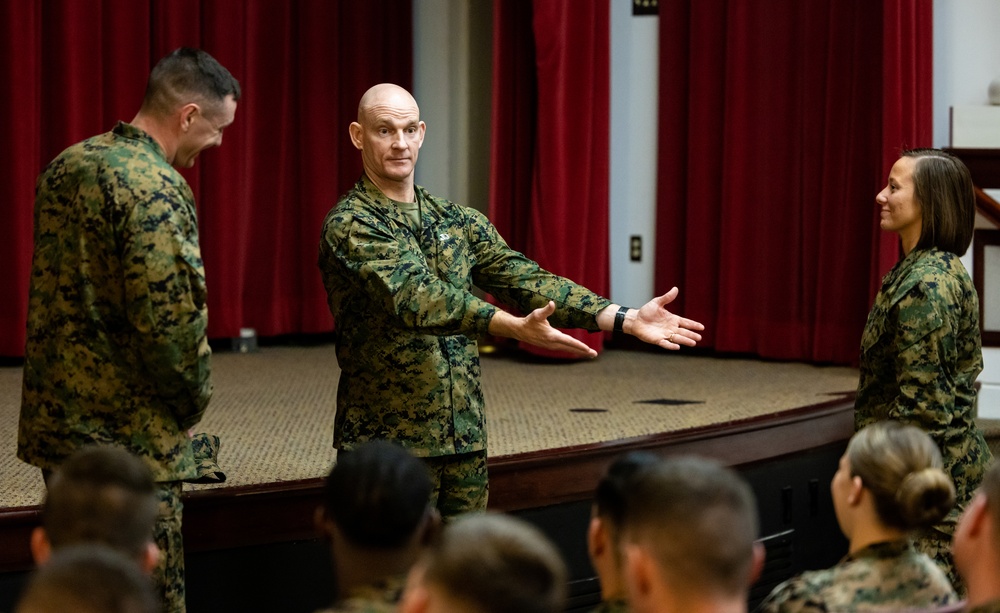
left=465, top=298, right=499, bottom=338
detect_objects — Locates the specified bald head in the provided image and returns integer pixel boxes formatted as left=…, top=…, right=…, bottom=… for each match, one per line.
left=357, top=83, right=420, bottom=125
left=350, top=83, right=426, bottom=201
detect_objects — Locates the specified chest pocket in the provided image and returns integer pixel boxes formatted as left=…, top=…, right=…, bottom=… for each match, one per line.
left=429, top=226, right=473, bottom=288
left=860, top=299, right=891, bottom=356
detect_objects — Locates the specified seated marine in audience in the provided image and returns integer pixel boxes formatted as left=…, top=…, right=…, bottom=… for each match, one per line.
left=953, top=460, right=1000, bottom=612
left=621, top=455, right=763, bottom=613
left=15, top=544, right=159, bottom=613
left=31, top=445, right=160, bottom=574
left=758, top=421, right=958, bottom=612
left=314, top=440, right=440, bottom=613
left=588, top=452, right=660, bottom=613
left=397, top=512, right=568, bottom=613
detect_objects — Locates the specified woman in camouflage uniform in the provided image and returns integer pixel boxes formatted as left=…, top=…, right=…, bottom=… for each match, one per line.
left=855, top=149, right=992, bottom=587
left=758, top=421, right=958, bottom=612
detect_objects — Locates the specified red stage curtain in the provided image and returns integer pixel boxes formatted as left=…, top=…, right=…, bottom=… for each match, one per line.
left=490, top=0, right=610, bottom=357
left=655, top=0, right=931, bottom=364
left=0, top=0, right=412, bottom=357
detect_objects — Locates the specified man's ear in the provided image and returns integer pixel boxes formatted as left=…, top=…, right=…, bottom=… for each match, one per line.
left=623, top=543, right=655, bottom=603
left=398, top=582, right=430, bottom=613
left=179, top=103, right=199, bottom=132
left=964, top=494, right=989, bottom=538
left=588, top=516, right=607, bottom=560
left=30, top=526, right=51, bottom=565
left=314, top=506, right=334, bottom=543
left=416, top=121, right=426, bottom=148
left=140, top=541, right=160, bottom=575
left=349, top=122, right=364, bottom=150
left=419, top=508, right=443, bottom=547
left=749, top=541, right=766, bottom=585
left=399, top=564, right=430, bottom=613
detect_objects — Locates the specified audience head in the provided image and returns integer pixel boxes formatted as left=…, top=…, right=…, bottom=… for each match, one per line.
left=34, top=445, right=159, bottom=572
left=15, top=544, right=159, bottom=613
left=588, top=452, right=660, bottom=598
left=621, top=455, right=762, bottom=612
left=901, top=148, right=976, bottom=256
left=399, top=512, right=568, bottom=613
left=953, top=460, right=1000, bottom=605
left=837, top=421, right=954, bottom=534
left=320, top=440, right=435, bottom=550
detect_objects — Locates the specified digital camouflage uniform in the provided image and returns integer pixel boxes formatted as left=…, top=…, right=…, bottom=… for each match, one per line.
left=313, top=574, right=406, bottom=613
left=755, top=540, right=957, bottom=613
left=855, top=248, right=991, bottom=588
left=18, top=121, right=213, bottom=613
left=319, top=175, right=612, bottom=512
left=590, top=597, right=630, bottom=612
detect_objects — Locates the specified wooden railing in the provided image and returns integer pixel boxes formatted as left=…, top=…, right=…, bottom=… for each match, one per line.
left=944, top=148, right=1000, bottom=225
left=977, top=186, right=1000, bottom=228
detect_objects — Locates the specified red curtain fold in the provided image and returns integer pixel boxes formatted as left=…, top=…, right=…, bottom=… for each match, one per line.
left=0, top=1, right=41, bottom=358
left=874, top=0, right=934, bottom=295
left=490, top=0, right=611, bottom=358
left=656, top=0, right=932, bottom=364
left=0, top=0, right=412, bottom=357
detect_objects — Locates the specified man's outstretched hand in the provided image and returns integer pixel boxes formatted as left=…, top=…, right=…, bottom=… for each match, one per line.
left=602, top=287, right=705, bottom=350
left=488, top=301, right=598, bottom=358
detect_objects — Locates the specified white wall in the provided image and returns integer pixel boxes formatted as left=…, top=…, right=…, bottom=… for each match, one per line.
left=934, top=0, right=1000, bottom=417
left=412, top=0, right=492, bottom=214
left=609, top=1, right=659, bottom=308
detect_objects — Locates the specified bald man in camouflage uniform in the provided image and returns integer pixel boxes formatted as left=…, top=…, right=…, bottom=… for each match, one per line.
left=18, top=48, right=240, bottom=613
left=856, top=150, right=993, bottom=590
left=319, top=84, right=705, bottom=517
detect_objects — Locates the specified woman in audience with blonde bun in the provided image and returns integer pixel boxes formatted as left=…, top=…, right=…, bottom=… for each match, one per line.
left=758, top=421, right=958, bottom=612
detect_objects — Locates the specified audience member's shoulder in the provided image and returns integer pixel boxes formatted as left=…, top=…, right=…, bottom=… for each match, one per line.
left=755, top=568, right=834, bottom=613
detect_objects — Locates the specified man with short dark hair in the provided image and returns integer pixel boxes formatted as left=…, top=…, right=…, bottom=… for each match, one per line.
left=315, top=441, right=440, bottom=613
left=953, top=461, right=1000, bottom=611
left=588, top=452, right=660, bottom=613
left=398, top=512, right=568, bottom=613
left=32, top=445, right=159, bottom=574
left=18, top=47, right=240, bottom=613
left=621, top=456, right=764, bottom=613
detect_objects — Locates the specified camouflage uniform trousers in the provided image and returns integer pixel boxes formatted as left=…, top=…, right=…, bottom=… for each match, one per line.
left=154, top=481, right=186, bottom=613
left=914, top=525, right=963, bottom=597
left=422, top=450, right=488, bottom=518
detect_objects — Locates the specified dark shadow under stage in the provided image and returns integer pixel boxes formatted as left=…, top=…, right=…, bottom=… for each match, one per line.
left=0, top=344, right=860, bottom=611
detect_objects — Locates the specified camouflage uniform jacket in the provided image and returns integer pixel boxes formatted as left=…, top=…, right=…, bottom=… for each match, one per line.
left=756, top=540, right=957, bottom=613
left=313, top=574, right=405, bottom=613
left=855, top=248, right=990, bottom=527
left=18, top=121, right=212, bottom=482
left=319, top=175, right=612, bottom=456
left=590, top=597, right=630, bottom=613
